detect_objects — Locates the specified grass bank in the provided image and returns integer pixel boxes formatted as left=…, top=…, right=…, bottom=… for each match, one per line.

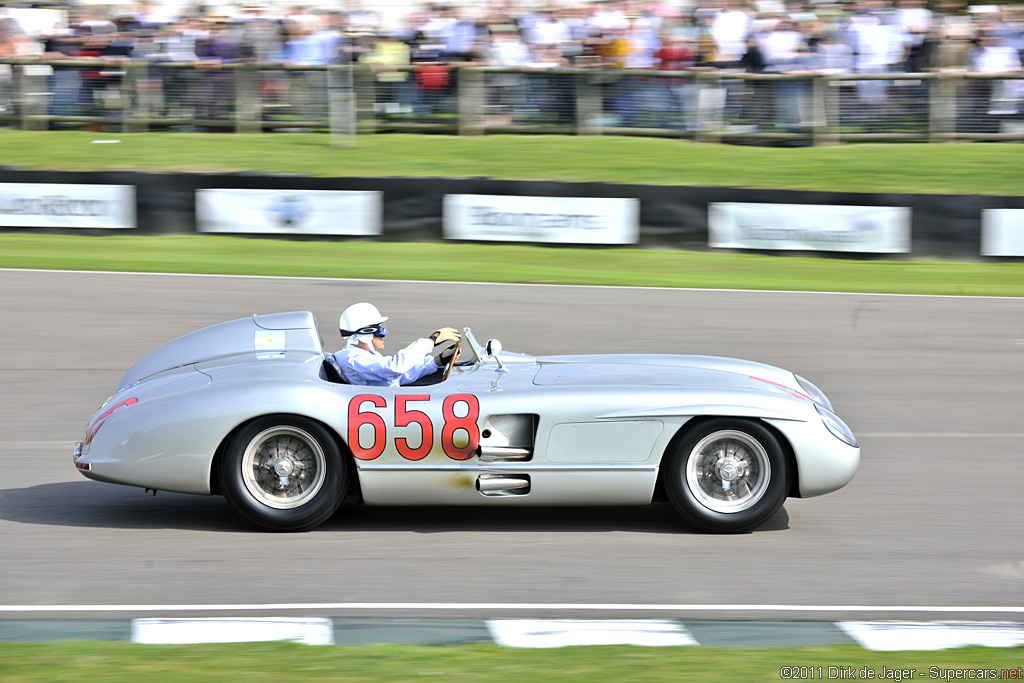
left=1, top=130, right=1023, bottom=195
left=2, top=234, right=1022, bottom=296
left=2, top=642, right=1022, bottom=683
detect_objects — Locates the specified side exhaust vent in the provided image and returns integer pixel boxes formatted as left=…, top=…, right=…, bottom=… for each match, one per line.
left=478, top=446, right=532, bottom=463
left=476, top=474, right=531, bottom=497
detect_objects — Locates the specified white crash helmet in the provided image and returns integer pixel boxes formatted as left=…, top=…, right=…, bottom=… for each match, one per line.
left=339, top=302, right=388, bottom=344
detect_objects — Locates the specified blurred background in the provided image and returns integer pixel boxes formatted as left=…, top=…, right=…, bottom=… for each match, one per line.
left=1, top=0, right=1022, bottom=139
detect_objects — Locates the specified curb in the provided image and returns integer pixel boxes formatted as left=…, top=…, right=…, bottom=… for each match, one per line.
left=2, top=619, right=1023, bottom=650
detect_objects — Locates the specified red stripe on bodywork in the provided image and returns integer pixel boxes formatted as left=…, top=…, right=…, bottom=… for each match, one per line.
left=85, top=397, right=138, bottom=444
left=751, top=377, right=812, bottom=401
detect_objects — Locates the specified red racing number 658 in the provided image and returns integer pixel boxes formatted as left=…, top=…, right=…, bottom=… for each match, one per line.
left=347, top=393, right=480, bottom=461
left=441, top=394, right=480, bottom=460
left=395, top=394, right=432, bottom=461
left=348, top=394, right=387, bottom=460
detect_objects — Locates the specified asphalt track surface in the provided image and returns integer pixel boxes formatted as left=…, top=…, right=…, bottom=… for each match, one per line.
left=1, top=269, right=1022, bottom=622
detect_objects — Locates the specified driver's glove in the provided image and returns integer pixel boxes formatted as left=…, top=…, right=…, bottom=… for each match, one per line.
left=430, top=327, right=460, bottom=346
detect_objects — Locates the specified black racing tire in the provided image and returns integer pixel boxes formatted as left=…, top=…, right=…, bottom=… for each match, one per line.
left=665, top=418, right=790, bottom=534
left=220, top=415, right=348, bottom=532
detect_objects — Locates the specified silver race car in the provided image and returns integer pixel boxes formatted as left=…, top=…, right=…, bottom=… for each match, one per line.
left=74, top=311, right=858, bottom=533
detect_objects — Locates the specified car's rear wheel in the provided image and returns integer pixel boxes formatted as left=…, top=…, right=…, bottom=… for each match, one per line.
left=665, top=418, right=790, bottom=533
left=221, top=415, right=348, bottom=532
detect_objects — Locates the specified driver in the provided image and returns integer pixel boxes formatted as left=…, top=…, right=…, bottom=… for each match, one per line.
left=333, top=302, right=460, bottom=387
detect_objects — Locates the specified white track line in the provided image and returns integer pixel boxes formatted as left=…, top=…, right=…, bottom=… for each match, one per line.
left=1, top=268, right=1020, bottom=301
left=1, top=603, right=1022, bottom=614
left=858, top=433, right=1024, bottom=438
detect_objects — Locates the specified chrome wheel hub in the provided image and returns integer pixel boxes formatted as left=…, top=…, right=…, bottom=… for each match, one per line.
left=717, top=460, right=741, bottom=484
left=273, top=458, right=295, bottom=477
left=241, top=426, right=327, bottom=510
left=685, top=430, right=771, bottom=514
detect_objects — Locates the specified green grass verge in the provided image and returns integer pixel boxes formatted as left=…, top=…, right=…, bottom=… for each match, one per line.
left=2, top=642, right=1022, bottom=682
left=2, top=130, right=1024, bottom=195
left=2, top=234, right=1023, bottom=297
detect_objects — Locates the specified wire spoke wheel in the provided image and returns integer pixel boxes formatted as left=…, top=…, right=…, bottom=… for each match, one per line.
left=666, top=419, right=790, bottom=534
left=684, top=430, right=770, bottom=513
left=221, top=416, right=347, bottom=532
left=241, top=426, right=327, bottom=509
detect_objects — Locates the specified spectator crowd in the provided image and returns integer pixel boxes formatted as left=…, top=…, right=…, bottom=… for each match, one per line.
left=1, top=0, right=1022, bottom=132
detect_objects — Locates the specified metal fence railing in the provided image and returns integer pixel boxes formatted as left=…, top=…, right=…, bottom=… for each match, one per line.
left=2, top=59, right=1023, bottom=143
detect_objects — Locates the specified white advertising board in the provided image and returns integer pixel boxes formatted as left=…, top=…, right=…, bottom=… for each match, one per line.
left=709, top=203, right=911, bottom=253
left=196, top=189, right=382, bottom=235
left=982, top=209, right=1024, bottom=256
left=444, top=194, right=639, bottom=244
left=0, top=183, right=135, bottom=229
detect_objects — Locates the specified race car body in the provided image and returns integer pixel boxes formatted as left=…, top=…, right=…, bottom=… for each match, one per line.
left=74, top=311, right=859, bottom=533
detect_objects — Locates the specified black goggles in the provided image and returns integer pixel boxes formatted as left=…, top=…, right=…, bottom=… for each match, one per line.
left=343, top=324, right=388, bottom=338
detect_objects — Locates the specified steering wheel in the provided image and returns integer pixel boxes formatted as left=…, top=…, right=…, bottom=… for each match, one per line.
left=442, top=337, right=463, bottom=382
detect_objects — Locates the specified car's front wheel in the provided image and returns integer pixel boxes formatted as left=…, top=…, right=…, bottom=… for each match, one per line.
left=220, top=415, right=348, bottom=532
left=665, top=419, right=790, bottom=533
